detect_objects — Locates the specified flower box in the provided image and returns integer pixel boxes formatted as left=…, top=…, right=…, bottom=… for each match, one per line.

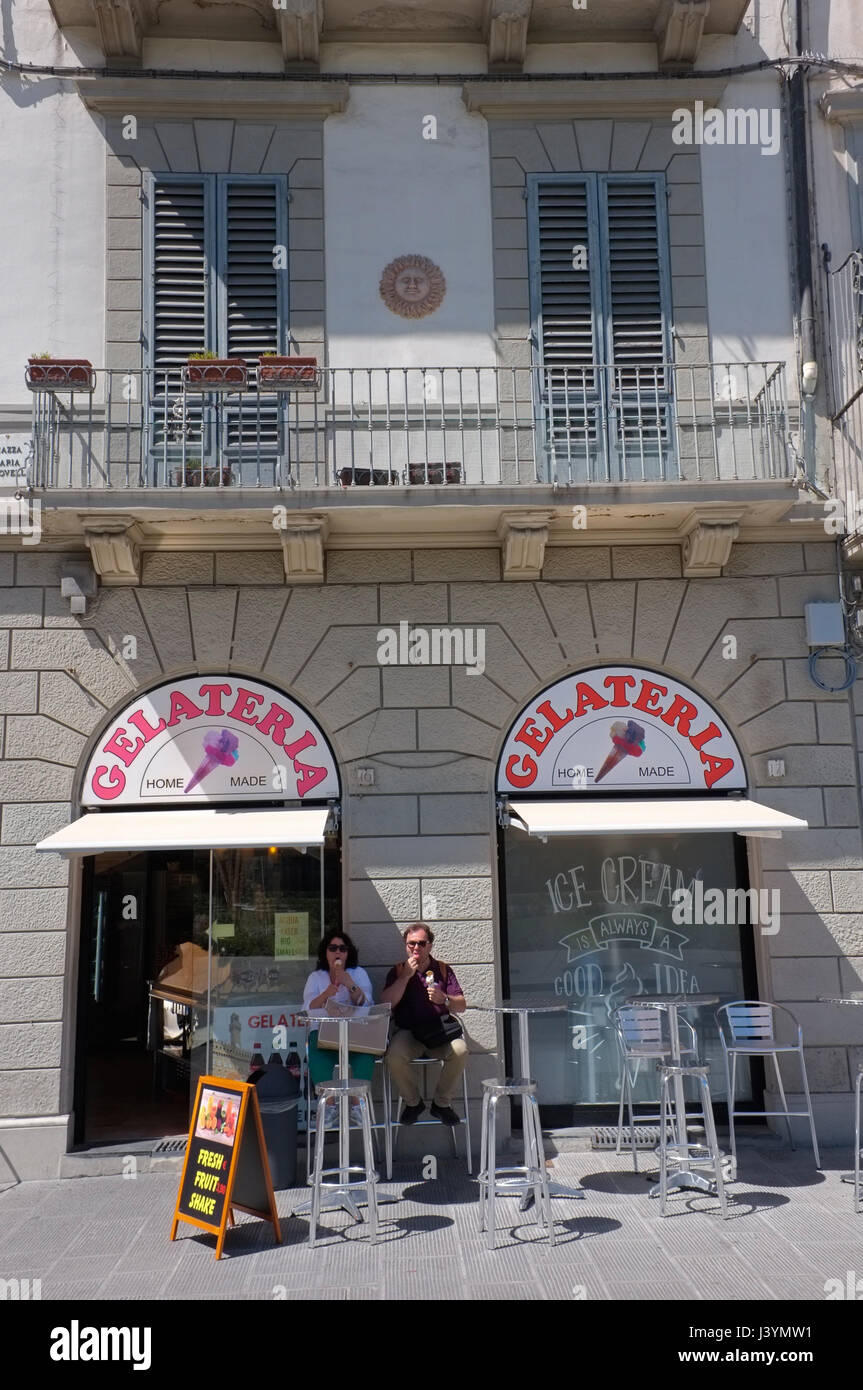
left=182, top=359, right=248, bottom=391
left=258, top=356, right=320, bottom=389
left=26, top=358, right=96, bottom=392
left=408, top=462, right=463, bottom=485
left=337, top=467, right=400, bottom=488
left=173, top=466, right=233, bottom=488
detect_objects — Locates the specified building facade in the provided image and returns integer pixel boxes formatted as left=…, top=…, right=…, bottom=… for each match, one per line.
left=2, top=0, right=863, bottom=1180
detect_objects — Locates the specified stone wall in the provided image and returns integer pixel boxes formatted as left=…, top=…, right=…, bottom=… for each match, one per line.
left=1, top=538, right=862, bottom=1172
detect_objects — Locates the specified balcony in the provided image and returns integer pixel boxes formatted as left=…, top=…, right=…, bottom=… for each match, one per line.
left=28, top=363, right=794, bottom=496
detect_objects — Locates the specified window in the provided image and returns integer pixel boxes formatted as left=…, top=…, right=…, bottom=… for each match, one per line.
left=144, top=174, right=289, bottom=482
left=527, top=173, right=674, bottom=482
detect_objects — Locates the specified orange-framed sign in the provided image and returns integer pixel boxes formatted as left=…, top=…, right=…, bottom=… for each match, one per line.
left=170, top=1076, right=281, bottom=1260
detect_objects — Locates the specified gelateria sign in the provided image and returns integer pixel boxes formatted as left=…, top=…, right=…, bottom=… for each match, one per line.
left=82, top=677, right=339, bottom=805
left=497, top=666, right=745, bottom=794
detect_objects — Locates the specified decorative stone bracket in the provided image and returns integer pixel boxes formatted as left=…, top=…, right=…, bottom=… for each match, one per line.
left=484, top=0, right=533, bottom=68
left=277, top=0, right=324, bottom=65
left=83, top=515, right=143, bottom=585
left=497, top=509, right=554, bottom=580
left=655, top=0, right=710, bottom=71
left=680, top=510, right=744, bottom=577
left=275, top=512, right=329, bottom=583
left=89, top=0, right=157, bottom=59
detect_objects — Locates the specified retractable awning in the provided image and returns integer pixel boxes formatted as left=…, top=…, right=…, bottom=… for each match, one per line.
left=505, top=799, right=808, bottom=840
left=36, top=807, right=331, bottom=856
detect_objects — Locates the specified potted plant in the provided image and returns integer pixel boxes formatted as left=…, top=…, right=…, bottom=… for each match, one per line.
left=258, top=353, right=321, bottom=389
left=172, top=461, right=233, bottom=488
left=408, top=462, right=463, bottom=485
left=337, top=467, right=400, bottom=487
left=26, top=352, right=96, bottom=392
left=182, top=352, right=248, bottom=391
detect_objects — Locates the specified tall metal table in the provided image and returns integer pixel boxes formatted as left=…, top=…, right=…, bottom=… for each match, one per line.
left=292, top=1010, right=398, bottom=1221
left=471, top=999, right=585, bottom=1207
left=623, top=992, right=720, bottom=1195
left=819, top=994, right=863, bottom=1185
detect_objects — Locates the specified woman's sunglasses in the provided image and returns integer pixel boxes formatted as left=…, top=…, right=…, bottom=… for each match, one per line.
left=327, top=943, right=347, bottom=952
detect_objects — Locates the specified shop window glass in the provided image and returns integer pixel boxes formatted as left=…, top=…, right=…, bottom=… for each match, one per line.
left=503, top=828, right=753, bottom=1110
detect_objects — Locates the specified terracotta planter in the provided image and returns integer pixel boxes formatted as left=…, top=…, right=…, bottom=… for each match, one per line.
left=182, top=359, right=248, bottom=391
left=26, top=358, right=95, bottom=392
left=338, top=467, right=399, bottom=487
left=408, top=462, right=463, bottom=485
left=258, top=356, right=320, bottom=388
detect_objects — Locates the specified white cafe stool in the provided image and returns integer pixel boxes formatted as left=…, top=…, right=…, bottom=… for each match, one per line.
left=656, top=1064, right=731, bottom=1220
left=477, top=1077, right=555, bottom=1251
left=306, top=1078, right=379, bottom=1248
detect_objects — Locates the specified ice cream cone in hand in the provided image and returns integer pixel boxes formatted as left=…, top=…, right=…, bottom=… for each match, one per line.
left=594, top=719, right=646, bottom=783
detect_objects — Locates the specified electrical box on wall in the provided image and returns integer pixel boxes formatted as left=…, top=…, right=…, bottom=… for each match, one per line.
left=804, top=602, right=845, bottom=647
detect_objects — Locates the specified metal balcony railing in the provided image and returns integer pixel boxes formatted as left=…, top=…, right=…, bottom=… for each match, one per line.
left=28, top=363, right=794, bottom=492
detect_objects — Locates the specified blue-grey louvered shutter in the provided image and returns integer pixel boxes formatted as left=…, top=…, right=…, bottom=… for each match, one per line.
left=152, top=180, right=209, bottom=368
left=601, top=178, right=671, bottom=477
left=223, top=181, right=281, bottom=360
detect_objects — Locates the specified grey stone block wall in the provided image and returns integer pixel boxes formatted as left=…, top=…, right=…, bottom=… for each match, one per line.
left=489, top=119, right=709, bottom=371
left=1, top=541, right=862, bottom=1160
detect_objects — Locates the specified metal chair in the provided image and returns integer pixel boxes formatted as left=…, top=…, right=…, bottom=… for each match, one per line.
left=656, top=1064, right=730, bottom=1219
left=612, top=1003, right=698, bottom=1171
left=386, top=1057, right=472, bottom=1173
left=716, top=1001, right=820, bottom=1170
left=855, top=1063, right=863, bottom=1215
left=477, top=1076, right=555, bottom=1250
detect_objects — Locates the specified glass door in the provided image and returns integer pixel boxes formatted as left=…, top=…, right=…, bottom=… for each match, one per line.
left=76, top=836, right=339, bottom=1147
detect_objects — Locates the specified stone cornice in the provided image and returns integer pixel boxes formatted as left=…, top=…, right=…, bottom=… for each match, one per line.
left=819, top=90, right=863, bottom=126
left=76, top=76, right=349, bottom=119
left=462, top=76, right=728, bottom=118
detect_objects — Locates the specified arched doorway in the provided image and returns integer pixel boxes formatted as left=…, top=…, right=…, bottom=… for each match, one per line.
left=40, top=675, right=342, bottom=1148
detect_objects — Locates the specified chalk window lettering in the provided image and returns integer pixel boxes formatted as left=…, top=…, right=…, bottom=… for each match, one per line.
left=504, top=831, right=752, bottom=1112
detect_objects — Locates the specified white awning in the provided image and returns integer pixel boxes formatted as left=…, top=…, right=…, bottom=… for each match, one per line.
left=36, top=807, right=331, bottom=856
left=506, top=798, right=808, bottom=840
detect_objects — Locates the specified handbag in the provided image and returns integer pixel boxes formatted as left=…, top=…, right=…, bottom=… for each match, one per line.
left=412, top=1012, right=463, bottom=1050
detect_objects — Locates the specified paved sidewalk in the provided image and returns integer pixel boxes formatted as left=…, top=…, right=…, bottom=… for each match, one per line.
left=0, top=1145, right=858, bottom=1302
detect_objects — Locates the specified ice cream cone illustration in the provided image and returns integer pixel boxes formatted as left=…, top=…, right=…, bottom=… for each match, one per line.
left=184, top=729, right=240, bottom=794
left=594, top=719, right=645, bottom=783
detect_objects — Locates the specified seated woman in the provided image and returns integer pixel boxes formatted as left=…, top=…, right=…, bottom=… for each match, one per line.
left=303, top=930, right=375, bottom=1126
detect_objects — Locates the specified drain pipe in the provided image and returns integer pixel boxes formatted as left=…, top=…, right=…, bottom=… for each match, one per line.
left=788, top=0, right=818, bottom=480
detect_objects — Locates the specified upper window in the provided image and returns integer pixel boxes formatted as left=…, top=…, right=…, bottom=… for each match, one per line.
left=143, top=174, right=289, bottom=483
left=527, top=174, right=674, bottom=482
left=146, top=174, right=288, bottom=367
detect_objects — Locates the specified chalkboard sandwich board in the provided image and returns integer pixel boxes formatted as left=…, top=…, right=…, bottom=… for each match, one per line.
left=171, top=1076, right=282, bottom=1260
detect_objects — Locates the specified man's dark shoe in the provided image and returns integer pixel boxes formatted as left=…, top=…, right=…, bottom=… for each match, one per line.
left=401, top=1102, right=425, bottom=1125
left=430, top=1103, right=460, bottom=1126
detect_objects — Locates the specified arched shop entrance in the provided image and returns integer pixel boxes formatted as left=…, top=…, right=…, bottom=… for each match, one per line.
left=38, top=676, right=341, bottom=1149
left=495, top=664, right=808, bottom=1128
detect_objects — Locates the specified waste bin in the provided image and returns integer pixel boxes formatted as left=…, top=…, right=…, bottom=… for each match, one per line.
left=249, top=1061, right=300, bottom=1189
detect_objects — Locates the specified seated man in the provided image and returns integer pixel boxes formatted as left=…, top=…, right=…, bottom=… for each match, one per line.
left=381, top=922, right=468, bottom=1126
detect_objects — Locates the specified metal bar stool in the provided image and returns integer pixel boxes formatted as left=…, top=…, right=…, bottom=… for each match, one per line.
left=477, top=1077, right=555, bottom=1250
left=613, top=1003, right=698, bottom=1171
left=855, top=1064, right=863, bottom=1215
left=656, top=1064, right=731, bottom=1219
left=387, top=1057, right=472, bottom=1173
left=716, top=1001, right=821, bottom=1172
left=306, top=1077, right=379, bottom=1248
